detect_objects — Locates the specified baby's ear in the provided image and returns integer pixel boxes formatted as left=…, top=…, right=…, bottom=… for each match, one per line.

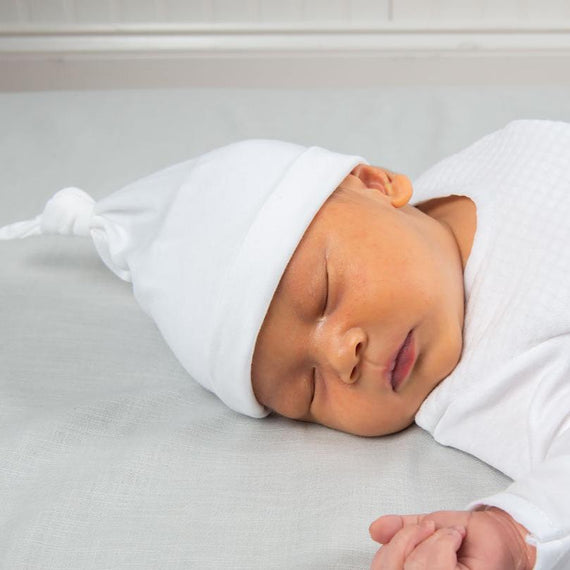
left=351, top=163, right=413, bottom=208
left=350, top=164, right=393, bottom=194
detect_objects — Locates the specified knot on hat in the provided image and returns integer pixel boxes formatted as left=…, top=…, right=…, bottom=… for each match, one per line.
left=40, top=187, right=95, bottom=237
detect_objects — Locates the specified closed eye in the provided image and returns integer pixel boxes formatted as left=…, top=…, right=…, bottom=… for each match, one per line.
left=310, top=367, right=316, bottom=407
left=321, top=259, right=329, bottom=316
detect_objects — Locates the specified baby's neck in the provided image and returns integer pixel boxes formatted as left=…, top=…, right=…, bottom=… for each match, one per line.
left=416, top=195, right=477, bottom=272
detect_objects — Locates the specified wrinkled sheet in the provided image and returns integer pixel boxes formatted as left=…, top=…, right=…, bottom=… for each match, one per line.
left=2, top=86, right=569, bottom=569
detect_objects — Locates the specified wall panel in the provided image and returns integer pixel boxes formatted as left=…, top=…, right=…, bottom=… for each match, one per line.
left=72, top=0, right=115, bottom=24
left=3, top=0, right=569, bottom=26
left=528, top=0, right=570, bottom=19
left=25, top=0, right=67, bottom=23
left=0, top=1, right=19, bottom=22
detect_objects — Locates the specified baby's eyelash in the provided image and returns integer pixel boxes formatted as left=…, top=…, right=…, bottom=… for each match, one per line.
left=321, top=262, right=329, bottom=316
left=310, top=367, right=316, bottom=405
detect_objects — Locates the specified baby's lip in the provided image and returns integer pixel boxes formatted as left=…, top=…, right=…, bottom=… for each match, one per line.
left=385, top=330, right=412, bottom=390
left=389, top=330, right=416, bottom=391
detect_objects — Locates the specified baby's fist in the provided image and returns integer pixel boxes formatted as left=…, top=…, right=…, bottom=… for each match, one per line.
left=369, top=507, right=536, bottom=570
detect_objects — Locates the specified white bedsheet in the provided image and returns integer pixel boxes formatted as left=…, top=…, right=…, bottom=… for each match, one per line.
left=2, top=86, right=569, bottom=569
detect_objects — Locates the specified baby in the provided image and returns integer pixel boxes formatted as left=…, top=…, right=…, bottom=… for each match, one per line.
left=2, top=120, right=569, bottom=570
left=250, top=157, right=535, bottom=570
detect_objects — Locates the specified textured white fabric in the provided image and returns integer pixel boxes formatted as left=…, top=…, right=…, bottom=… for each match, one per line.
left=0, top=140, right=366, bottom=419
left=413, top=120, right=570, bottom=570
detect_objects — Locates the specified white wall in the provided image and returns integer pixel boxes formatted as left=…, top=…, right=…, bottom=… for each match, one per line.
left=1, top=0, right=569, bottom=90
left=2, top=0, right=570, bottom=26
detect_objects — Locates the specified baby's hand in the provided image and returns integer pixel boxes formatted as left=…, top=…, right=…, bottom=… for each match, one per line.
left=368, top=507, right=536, bottom=570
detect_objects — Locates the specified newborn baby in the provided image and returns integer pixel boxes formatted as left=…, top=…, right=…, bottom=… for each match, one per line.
left=3, top=119, right=570, bottom=570
left=249, top=160, right=533, bottom=570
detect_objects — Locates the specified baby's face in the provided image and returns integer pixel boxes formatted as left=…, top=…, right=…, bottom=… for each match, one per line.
left=251, top=164, right=466, bottom=437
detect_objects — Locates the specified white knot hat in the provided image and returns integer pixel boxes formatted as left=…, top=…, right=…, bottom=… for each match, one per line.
left=0, top=139, right=367, bottom=417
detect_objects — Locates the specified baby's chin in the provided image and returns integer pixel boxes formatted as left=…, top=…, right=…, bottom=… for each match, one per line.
left=314, top=413, right=417, bottom=438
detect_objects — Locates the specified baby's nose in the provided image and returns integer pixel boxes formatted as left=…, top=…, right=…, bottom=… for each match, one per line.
left=320, top=326, right=366, bottom=384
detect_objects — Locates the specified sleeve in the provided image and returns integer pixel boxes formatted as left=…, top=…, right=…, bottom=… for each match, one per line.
left=466, top=426, right=570, bottom=570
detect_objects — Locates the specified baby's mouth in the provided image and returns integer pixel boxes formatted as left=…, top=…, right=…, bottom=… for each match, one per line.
left=390, top=330, right=415, bottom=391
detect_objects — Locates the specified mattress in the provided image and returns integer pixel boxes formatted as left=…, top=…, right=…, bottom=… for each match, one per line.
left=2, top=85, right=568, bottom=569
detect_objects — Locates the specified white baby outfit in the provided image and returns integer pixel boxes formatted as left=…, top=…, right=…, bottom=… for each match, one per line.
left=412, top=120, right=570, bottom=570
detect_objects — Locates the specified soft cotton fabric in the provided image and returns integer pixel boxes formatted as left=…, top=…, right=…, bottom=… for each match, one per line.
left=0, top=140, right=366, bottom=419
left=412, top=120, right=570, bottom=570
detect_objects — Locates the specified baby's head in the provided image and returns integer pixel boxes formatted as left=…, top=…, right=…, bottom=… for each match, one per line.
left=2, top=139, right=466, bottom=438
left=251, top=163, right=466, bottom=437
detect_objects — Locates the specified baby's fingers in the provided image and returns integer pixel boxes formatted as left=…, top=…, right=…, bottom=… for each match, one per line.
left=404, top=526, right=467, bottom=570
left=369, top=514, right=423, bottom=544
left=371, top=520, right=436, bottom=569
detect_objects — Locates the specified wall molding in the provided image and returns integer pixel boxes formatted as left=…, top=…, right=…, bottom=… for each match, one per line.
left=3, top=22, right=570, bottom=54
left=1, top=23, right=569, bottom=90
